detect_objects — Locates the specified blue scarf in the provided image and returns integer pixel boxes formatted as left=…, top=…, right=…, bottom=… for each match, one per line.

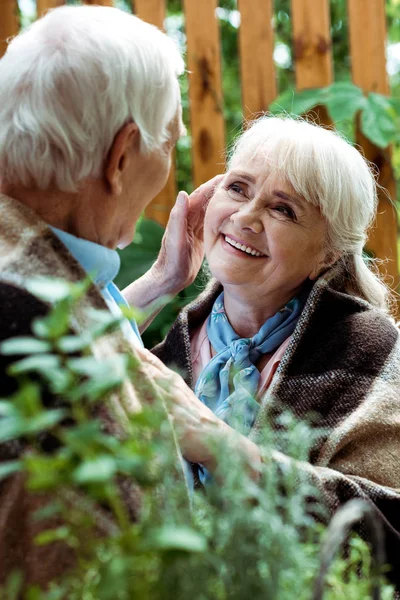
left=195, top=291, right=307, bottom=436
left=194, top=290, right=307, bottom=484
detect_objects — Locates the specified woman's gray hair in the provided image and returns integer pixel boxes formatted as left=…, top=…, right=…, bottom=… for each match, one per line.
left=229, top=116, right=391, bottom=311
left=0, top=5, right=184, bottom=192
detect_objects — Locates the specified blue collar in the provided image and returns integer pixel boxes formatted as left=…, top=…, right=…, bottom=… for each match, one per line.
left=50, top=226, right=120, bottom=288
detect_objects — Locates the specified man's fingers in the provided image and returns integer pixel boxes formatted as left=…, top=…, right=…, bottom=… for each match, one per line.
left=187, top=175, right=224, bottom=236
left=173, top=191, right=189, bottom=246
left=189, top=175, right=224, bottom=211
left=164, top=191, right=188, bottom=240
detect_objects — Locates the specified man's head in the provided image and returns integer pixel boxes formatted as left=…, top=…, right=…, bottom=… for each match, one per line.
left=0, top=6, right=184, bottom=246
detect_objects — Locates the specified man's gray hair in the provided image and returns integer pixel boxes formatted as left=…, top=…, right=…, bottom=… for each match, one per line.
left=0, top=5, right=184, bottom=192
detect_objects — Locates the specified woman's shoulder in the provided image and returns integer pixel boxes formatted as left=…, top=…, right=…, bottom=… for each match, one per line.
left=293, top=279, right=399, bottom=378
left=314, top=256, right=398, bottom=336
left=314, top=277, right=398, bottom=338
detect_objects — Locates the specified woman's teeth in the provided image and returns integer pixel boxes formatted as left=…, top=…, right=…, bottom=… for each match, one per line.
left=224, top=236, right=264, bottom=257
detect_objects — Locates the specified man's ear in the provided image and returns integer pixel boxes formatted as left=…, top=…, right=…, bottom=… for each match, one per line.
left=309, top=249, right=342, bottom=281
left=105, top=123, right=140, bottom=195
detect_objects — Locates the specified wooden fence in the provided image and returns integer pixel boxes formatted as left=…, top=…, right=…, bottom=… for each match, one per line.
left=0, top=0, right=398, bottom=282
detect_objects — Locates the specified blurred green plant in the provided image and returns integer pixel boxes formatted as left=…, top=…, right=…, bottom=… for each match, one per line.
left=0, top=278, right=396, bottom=599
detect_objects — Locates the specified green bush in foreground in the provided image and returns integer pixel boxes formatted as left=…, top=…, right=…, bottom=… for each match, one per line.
left=0, top=279, right=395, bottom=599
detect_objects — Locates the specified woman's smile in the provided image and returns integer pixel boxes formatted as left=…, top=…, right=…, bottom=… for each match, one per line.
left=204, top=166, right=328, bottom=306
left=221, top=234, right=267, bottom=258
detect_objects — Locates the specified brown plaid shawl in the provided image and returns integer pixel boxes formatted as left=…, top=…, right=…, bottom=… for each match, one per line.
left=153, top=259, right=400, bottom=586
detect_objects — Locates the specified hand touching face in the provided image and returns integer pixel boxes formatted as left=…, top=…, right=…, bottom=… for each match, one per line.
left=150, top=175, right=224, bottom=296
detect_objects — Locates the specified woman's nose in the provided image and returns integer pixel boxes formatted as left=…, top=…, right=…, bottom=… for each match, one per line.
left=230, top=207, right=263, bottom=234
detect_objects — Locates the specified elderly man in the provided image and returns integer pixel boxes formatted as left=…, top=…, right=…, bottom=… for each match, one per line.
left=0, top=4, right=217, bottom=588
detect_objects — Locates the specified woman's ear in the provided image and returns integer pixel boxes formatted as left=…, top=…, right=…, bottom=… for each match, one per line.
left=105, top=123, right=139, bottom=195
left=309, top=249, right=341, bottom=280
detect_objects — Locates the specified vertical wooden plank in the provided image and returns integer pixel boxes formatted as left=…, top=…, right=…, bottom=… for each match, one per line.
left=134, top=0, right=177, bottom=227
left=36, top=0, right=64, bottom=18
left=83, top=0, right=114, bottom=7
left=0, top=0, right=19, bottom=58
left=238, top=0, right=276, bottom=120
left=291, top=0, right=333, bottom=91
left=348, top=0, right=389, bottom=94
left=183, top=0, right=225, bottom=189
left=134, top=0, right=164, bottom=27
left=348, top=0, right=398, bottom=285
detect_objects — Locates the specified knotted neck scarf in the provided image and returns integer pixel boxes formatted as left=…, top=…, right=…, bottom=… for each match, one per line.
left=194, top=289, right=308, bottom=438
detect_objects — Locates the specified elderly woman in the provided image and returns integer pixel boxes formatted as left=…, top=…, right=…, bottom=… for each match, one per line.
left=148, top=116, right=400, bottom=585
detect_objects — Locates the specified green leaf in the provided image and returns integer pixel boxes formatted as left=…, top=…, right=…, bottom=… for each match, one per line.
left=24, top=409, right=66, bottom=435
left=73, top=455, right=117, bottom=484
left=323, top=82, right=366, bottom=121
left=27, top=277, right=91, bottom=305
left=2, top=570, right=23, bottom=600
left=360, top=93, right=397, bottom=148
left=85, top=308, right=120, bottom=326
left=24, top=448, right=72, bottom=490
left=147, top=526, right=207, bottom=553
left=13, top=381, right=42, bottom=417
left=46, top=369, right=75, bottom=395
left=269, top=88, right=323, bottom=116
left=26, top=278, right=72, bottom=303
left=0, top=337, right=51, bottom=355
left=8, top=354, right=60, bottom=376
left=25, top=452, right=71, bottom=490
left=33, top=501, right=63, bottom=522
left=67, top=354, right=128, bottom=378
left=64, top=421, right=120, bottom=455
left=84, top=308, right=124, bottom=338
left=389, top=96, right=400, bottom=114
left=0, top=418, right=25, bottom=443
left=0, top=408, right=66, bottom=443
left=0, top=400, right=17, bottom=417
left=0, top=407, right=66, bottom=444
left=70, top=372, right=125, bottom=402
left=56, top=334, right=92, bottom=353
left=119, top=304, right=146, bottom=324
left=31, top=318, right=52, bottom=339
left=0, top=460, right=22, bottom=481
left=63, top=420, right=102, bottom=444
left=33, top=301, right=71, bottom=339
left=35, top=526, right=71, bottom=546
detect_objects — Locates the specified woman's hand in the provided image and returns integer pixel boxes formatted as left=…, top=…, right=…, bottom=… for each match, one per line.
left=136, top=347, right=262, bottom=479
left=149, top=175, right=223, bottom=296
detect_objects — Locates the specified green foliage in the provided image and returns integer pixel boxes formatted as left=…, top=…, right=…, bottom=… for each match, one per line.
left=0, top=279, right=395, bottom=599
left=270, top=82, right=400, bottom=149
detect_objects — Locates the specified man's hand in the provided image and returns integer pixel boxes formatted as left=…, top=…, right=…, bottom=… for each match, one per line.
left=123, top=175, right=223, bottom=332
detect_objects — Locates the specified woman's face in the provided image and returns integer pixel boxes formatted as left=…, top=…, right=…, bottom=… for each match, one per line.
left=204, top=152, right=328, bottom=305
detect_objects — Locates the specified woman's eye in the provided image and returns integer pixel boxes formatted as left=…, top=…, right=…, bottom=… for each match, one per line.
left=273, top=205, right=296, bottom=220
left=227, top=182, right=245, bottom=196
